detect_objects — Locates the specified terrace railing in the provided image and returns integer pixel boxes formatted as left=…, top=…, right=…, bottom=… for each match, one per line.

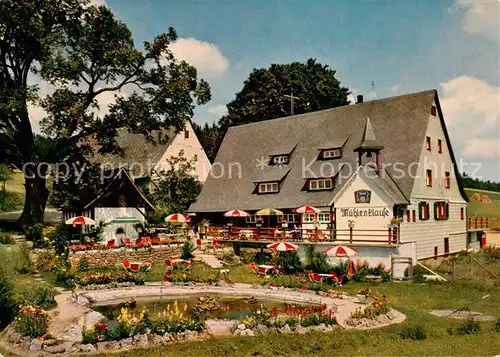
left=203, top=226, right=399, bottom=245
left=468, top=217, right=489, bottom=230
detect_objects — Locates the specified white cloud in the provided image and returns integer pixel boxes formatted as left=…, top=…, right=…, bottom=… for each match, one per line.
left=440, top=75, right=500, bottom=159
left=453, top=0, right=500, bottom=44
left=169, top=38, right=229, bottom=78
left=207, top=104, right=227, bottom=118
left=463, top=138, right=500, bottom=159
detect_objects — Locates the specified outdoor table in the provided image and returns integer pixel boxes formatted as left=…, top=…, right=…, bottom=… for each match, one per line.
left=257, top=264, right=275, bottom=275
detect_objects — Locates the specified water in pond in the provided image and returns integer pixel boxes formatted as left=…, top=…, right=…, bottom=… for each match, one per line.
left=93, top=294, right=311, bottom=321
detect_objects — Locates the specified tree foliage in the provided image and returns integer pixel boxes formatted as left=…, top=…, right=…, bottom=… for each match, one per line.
left=219, top=58, right=350, bottom=129
left=148, top=151, right=202, bottom=214
left=192, top=122, right=224, bottom=163
left=461, top=173, right=500, bottom=193
left=0, top=0, right=210, bottom=224
left=195, top=58, right=349, bottom=162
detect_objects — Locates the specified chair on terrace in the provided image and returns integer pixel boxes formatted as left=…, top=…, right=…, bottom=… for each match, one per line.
left=129, top=263, right=140, bottom=273
left=123, top=238, right=131, bottom=247
left=122, top=259, right=131, bottom=271
left=107, top=239, right=115, bottom=248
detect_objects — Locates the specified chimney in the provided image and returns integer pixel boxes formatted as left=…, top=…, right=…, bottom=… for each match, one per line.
left=356, top=95, right=363, bottom=104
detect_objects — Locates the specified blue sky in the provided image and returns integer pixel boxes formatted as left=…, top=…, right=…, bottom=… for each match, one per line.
left=90, top=1, right=500, bottom=180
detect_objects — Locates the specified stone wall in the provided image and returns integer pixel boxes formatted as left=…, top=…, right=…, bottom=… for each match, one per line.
left=69, top=245, right=182, bottom=268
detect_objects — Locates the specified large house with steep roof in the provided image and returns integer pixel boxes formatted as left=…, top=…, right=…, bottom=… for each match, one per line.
left=189, top=90, right=469, bottom=260
left=93, top=121, right=211, bottom=186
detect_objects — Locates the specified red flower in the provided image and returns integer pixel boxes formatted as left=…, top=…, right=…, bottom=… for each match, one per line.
left=96, top=335, right=102, bottom=341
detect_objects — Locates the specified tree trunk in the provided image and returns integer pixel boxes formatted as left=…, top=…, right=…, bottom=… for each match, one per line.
left=18, top=174, right=50, bottom=227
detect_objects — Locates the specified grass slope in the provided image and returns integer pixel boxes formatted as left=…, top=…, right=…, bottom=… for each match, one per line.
left=465, top=188, right=500, bottom=230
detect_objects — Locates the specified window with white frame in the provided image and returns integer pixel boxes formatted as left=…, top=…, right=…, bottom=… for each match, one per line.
left=278, top=214, right=299, bottom=223
left=245, top=215, right=263, bottom=223
left=309, top=178, right=333, bottom=191
left=303, top=213, right=315, bottom=223
left=322, top=149, right=342, bottom=159
left=272, top=155, right=289, bottom=164
left=318, top=212, right=330, bottom=222
left=258, top=182, right=279, bottom=193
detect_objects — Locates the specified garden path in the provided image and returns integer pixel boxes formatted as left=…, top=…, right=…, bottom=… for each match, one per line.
left=46, top=291, right=104, bottom=342
left=194, top=253, right=224, bottom=268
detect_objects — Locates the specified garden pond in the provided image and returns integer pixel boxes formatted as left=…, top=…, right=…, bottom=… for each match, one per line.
left=92, top=293, right=314, bottom=322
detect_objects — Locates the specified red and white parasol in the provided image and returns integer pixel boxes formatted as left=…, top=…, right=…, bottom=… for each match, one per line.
left=165, top=213, right=191, bottom=223
left=223, top=209, right=250, bottom=217
left=323, top=245, right=359, bottom=257
left=294, top=205, right=321, bottom=214
left=267, top=241, right=298, bottom=252
left=65, top=216, right=96, bottom=225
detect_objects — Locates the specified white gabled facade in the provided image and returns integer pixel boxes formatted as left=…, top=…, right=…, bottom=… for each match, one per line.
left=153, top=121, right=211, bottom=183
left=399, top=99, right=468, bottom=259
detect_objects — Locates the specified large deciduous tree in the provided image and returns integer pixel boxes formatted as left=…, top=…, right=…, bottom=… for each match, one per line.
left=219, top=58, right=349, bottom=129
left=195, top=58, right=349, bottom=162
left=0, top=0, right=210, bottom=225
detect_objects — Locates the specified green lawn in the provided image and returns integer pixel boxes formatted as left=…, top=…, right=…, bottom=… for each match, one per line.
left=29, top=252, right=500, bottom=357
left=465, top=188, right=500, bottom=230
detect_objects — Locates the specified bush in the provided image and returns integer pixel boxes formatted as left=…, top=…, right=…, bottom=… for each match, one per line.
left=77, top=256, right=90, bottom=273
left=304, top=245, right=330, bottom=273
left=0, top=190, right=22, bottom=212
left=35, top=250, right=57, bottom=272
left=181, top=240, right=194, bottom=260
left=275, top=251, right=303, bottom=274
left=12, top=278, right=56, bottom=310
left=15, top=245, right=34, bottom=275
left=352, top=260, right=390, bottom=282
left=398, top=325, right=427, bottom=340
left=25, top=223, right=44, bottom=247
left=13, top=306, right=48, bottom=338
left=0, top=263, right=15, bottom=327
left=48, top=222, right=70, bottom=255
left=448, top=318, right=481, bottom=335
left=0, top=232, right=14, bottom=244
left=495, top=318, right=500, bottom=332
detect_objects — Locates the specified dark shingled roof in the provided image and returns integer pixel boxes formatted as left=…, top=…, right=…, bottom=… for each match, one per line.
left=93, top=128, right=177, bottom=178
left=190, top=90, right=466, bottom=212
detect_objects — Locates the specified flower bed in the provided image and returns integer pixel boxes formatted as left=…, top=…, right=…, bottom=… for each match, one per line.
left=69, top=239, right=185, bottom=253
left=240, top=303, right=337, bottom=329
left=346, top=290, right=396, bottom=328
left=82, top=302, right=205, bottom=344
left=77, top=272, right=144, bottom=286
left=13, top=306, right=48, bottom=338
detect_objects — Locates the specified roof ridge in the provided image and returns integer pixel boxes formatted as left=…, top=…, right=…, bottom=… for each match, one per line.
left=227, top=89, right=437, bottom=131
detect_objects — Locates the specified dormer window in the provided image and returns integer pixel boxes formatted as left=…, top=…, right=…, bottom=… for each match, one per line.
left=272, top=155, right=289, bottom=165
left=321, top=148, right=342, bottom=159
left=258, top=182, right=279, bottom=193
left=309, top=178, right=333, bottom=191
